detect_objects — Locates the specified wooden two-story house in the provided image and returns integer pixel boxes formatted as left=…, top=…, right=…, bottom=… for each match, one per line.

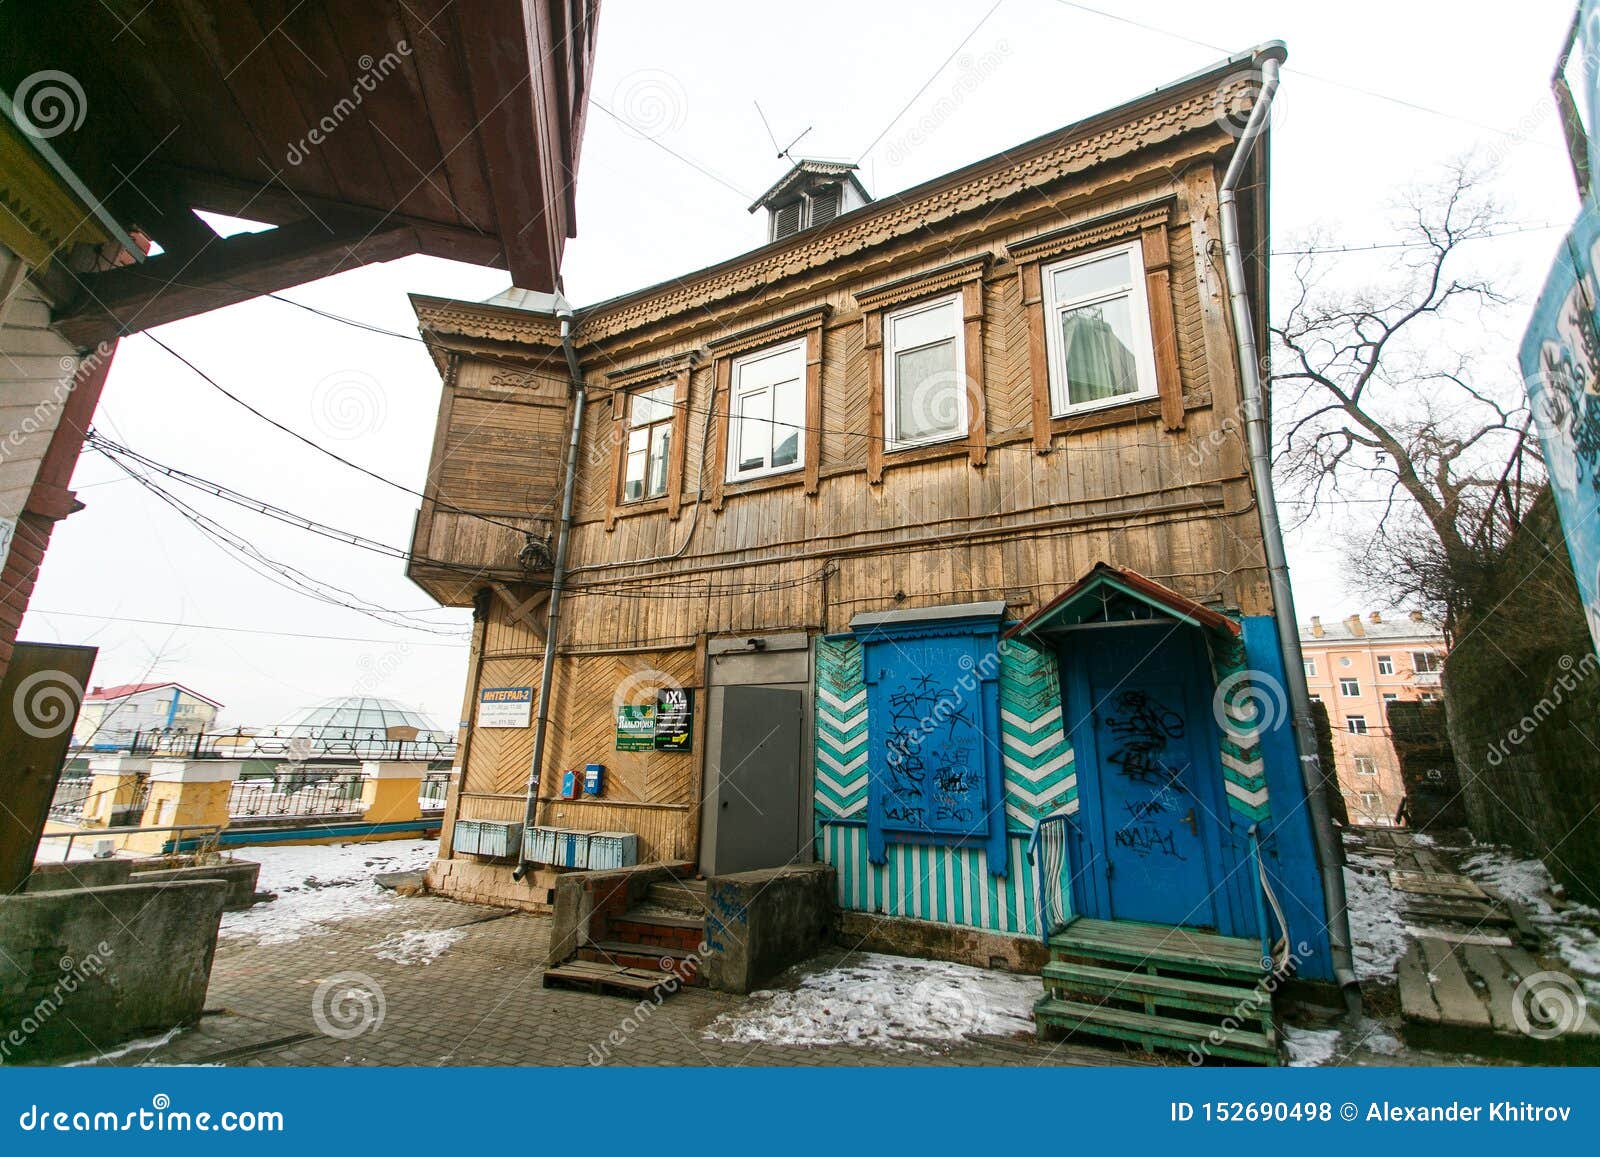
left=405, top=43, right=1340, bottom=1018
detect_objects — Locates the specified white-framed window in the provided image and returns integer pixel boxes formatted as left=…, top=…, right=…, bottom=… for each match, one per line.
left=1339, top=677, right=1360, bottom=697
left=623, top=384, right=676, bottom=502
left=1377, top=655, right=1394, bottom=675
left=1041, top=241, right=1158, bottom=416
left=1339, top=656, right=1353, bottom=667
left=1303, top=657, right=1317, bottom=677
left=1359, top=791, right=1381, bottom=809
left=884, top=294, right=966, bottom=449
left=1355, top=755, right=1378, bottom=776
left=727, top=340, right=805, bottom=481
left=1420, top=692, right=1440, bottom=703
left=1347, top=715, right=1368, bottom=735
left=1413, top=650, right=1442, bottom=673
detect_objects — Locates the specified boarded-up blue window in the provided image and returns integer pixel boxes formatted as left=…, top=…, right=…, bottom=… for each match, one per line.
left=852, top=602, right=1009, bottom=875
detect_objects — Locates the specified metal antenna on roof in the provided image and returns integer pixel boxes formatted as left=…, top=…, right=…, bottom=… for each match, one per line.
left=754, top=100, right=812, bottom=165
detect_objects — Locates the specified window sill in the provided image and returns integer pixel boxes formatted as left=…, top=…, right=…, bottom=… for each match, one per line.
left=876, top=437, right=975, bottom=476
left=718, top=468, right=808, bottom=502
left=607, top=496, right=670, bottom=525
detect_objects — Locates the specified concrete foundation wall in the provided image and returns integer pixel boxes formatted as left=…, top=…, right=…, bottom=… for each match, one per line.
left=22, top=859, right=132, bottom=892
left=130, top=859, right=260, bottom=911
left=426, top=856, right=561, bottom=912
left=836, top=909, right=1049, bottom=974
left=702, top=864, right=835, bottom=994
left=0, top=880, right=226, bottom=1064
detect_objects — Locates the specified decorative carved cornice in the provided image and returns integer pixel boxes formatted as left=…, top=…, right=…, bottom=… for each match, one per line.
left=411, top=295, right=564, bottom=347
left=1005, top=197, right=1176, bottom=265
left=573, top=74, right=1249, bottom=344
left=854, top=254, right=990, bottom=313
left=704, top=304, right=831, bottom=357
left=603, top=349, right=699, bottom=389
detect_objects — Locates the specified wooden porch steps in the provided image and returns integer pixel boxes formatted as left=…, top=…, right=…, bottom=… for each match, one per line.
left=1036, top=918, right=1277, bottom=1065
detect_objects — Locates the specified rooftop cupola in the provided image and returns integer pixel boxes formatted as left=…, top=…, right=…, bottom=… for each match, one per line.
left=749, top=159, right=871, bottom=242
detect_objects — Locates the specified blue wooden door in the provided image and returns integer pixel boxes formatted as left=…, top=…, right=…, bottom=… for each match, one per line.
left=1081, top=626, right=1224, bottom=930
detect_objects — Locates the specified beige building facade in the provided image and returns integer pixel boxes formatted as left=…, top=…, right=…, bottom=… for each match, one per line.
left=1300, top=612, right=1447, bottom=826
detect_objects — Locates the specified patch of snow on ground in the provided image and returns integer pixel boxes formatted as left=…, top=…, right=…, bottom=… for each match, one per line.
left=370, top=927, right=465, bottom=965
left=1343, top=854, right=1408, bottom=981
left=1283, top=1024, right=1342, bottom=1067
left=62, top=1027, right=184, bottom=1066
left=221, top=839, right=437, bottom=944
left=1459, top=846, right=1600, bottom=999
left=702, top=952, right=1038, bottom=1052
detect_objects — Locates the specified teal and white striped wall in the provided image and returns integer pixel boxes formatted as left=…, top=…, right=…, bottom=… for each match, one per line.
left=814, top=635, right=1071, bottom=936
left=1210, top=635, right=1273, bottom=823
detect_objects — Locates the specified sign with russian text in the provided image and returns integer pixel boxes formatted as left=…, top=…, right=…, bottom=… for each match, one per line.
left=477, top=686, right=533, bottom=728
left=615, top=704, right=654, bottom=750
left=653, top=687, right=693, bottom=752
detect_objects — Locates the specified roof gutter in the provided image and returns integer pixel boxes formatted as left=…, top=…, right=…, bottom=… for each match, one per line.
left=512, top=293, right=585, bottom=880
left=1215, top=43, right=1359, bottom=1000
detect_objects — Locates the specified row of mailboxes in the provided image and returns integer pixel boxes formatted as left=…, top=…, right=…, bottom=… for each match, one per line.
left=523, top=826, right=637, bottom=869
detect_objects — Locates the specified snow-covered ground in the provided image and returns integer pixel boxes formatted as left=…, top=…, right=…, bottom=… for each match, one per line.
left=369, top=927, right=466, bottom=965
left=1459, top=845, right=1600, bottom=1000
left=702, top=952, right=1038, bottom=1053
left=221, top=839, right=437, bottom=945
left=1342, top=850, right=1409, bottom=981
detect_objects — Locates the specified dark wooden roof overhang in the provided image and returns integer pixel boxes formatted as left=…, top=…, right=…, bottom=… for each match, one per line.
left=0, top=0, right=598, bottom=347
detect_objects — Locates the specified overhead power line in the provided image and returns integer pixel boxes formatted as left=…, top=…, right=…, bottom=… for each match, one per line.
left=26, top=608, right=469, bottom=648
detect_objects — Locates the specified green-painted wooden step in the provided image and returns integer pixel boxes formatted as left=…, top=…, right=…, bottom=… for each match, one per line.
left=1042, top=961, right=1272, bottom=1023
left=1049, top=917, right=1265, bottom=981
left=1035, top=997, right=1279, bottom=1065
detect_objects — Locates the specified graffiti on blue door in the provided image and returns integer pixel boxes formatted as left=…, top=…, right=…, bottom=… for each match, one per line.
left=855, top=606, right=1010, bottom=876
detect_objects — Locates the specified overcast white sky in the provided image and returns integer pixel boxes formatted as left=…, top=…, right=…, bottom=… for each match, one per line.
left=19, top=0, right=1585, bottom=728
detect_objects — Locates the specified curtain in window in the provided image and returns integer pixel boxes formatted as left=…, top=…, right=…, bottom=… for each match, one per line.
left=1060, top=299, right=1139, bottom=405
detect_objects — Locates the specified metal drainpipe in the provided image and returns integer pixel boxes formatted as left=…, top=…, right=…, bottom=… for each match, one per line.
left=513, top=301, right=586, bottom=881
left=1216, top=43, right=1359, bottom=998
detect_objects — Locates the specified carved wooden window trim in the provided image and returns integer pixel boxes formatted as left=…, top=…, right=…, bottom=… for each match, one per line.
left=1008, top=199, right=1184, bottom=451
left=705, top=305, right=829, bottom=512
left=603, top=358, right=693, bottom=531
left=855, top=254, right=990, bottom=483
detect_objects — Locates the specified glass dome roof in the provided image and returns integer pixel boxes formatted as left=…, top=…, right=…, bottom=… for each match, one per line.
left=270, top=697, right=445, bottom=744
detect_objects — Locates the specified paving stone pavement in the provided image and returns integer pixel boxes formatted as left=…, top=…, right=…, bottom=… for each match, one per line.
left=72, top=894, right=1150, bottom=1068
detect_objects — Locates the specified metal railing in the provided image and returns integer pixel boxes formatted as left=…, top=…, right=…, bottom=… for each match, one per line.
left=82, top=727, right=457, bottom=762
left=37, top=823, right=223, bottom=862
left=46, top=776, right=92, bottom=821
left=228, top=772, right=366, bottom=818
left=1026, top=813, right=1076, bottom=943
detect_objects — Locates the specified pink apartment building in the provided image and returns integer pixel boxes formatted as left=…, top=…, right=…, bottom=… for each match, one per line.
left=1300, top=611, right=1448, bottom=826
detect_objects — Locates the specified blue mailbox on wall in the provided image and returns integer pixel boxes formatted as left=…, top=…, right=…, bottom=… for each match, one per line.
left=850, top=600, right=1010, bottom=877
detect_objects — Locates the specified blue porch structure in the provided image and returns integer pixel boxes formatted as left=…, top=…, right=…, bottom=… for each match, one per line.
left=813, top=565, right=1334, bottom=982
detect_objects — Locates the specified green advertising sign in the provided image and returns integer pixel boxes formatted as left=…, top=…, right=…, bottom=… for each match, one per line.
left=615, top=704, right=655, bottom=750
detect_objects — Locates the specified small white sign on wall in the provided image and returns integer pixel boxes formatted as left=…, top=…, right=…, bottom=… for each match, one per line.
left=478, top=686, right=533, bottom=728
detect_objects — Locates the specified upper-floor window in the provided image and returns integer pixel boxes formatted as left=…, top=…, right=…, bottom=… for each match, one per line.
left=728, top=340, right=805, bottom=481
left=1347, top=715, right=1368, bottom=734
left=1377, top=655, right=1394, bottom=675
left=1413, top=650, right=1442, bottom=673
left=1303, top=657, right=1317, bottom=677
left=1042, top=241, right=1157, bottom=415
left=884, top=295, right=965, bottom=449
left=623, top=384, right=676, bottom=502
left=1339, top=677, right=1360, bottom=697
left=1355, top=755, right=1378, bottom=776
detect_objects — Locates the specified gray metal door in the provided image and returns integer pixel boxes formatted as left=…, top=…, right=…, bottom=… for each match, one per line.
left=708, top=685, right=803, bottom=875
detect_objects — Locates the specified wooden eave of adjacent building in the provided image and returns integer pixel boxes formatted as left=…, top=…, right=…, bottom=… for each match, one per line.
left=0, top=0, right=599, bottom=346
